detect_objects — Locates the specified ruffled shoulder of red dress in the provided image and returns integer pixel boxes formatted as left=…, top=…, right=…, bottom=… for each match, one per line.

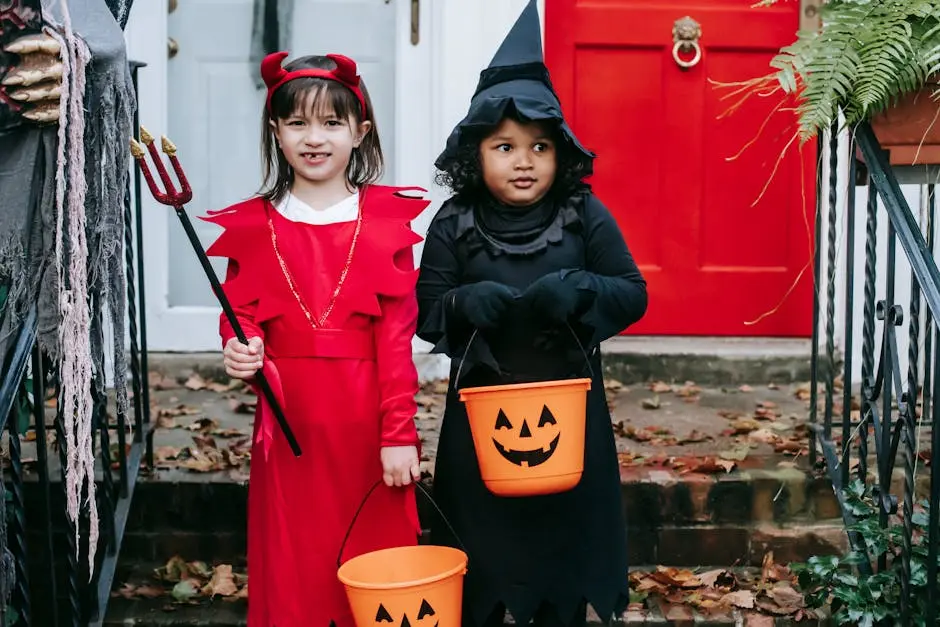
left=330, top=185, right=430, bottom=322
left=199, top=197, right=287, bottom=324
left=199, top=187, right=431, bottom=326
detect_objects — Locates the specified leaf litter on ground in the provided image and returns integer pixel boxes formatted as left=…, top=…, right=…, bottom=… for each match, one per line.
left=628, top=553, right=818, bottom=620
left=113, top=555, right=247, bottom=608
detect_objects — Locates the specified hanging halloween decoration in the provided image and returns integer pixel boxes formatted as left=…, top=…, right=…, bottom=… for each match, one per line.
left=249, top=0, right=294, bottom=89
left=374, top=598, right=438, bottom=627
left=0, top=0, right=136, bottom=593
left=492, top=406, right=560, bottom=468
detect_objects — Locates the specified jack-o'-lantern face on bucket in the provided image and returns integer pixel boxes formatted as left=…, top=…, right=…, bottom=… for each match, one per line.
left=375, top=599, right=438, bottom=627
left=492, top=405, right=560, bottom=467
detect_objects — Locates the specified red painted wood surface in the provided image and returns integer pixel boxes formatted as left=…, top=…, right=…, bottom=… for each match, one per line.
left=545, top=0, right=815, bottom=337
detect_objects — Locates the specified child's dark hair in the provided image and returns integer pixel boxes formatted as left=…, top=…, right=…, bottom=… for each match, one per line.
left=259, top=55, right=383, bottom=203
left=435, top=113, right=592, bottom=201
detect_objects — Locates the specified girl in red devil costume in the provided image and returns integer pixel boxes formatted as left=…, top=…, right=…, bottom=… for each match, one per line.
left=202, top=51, right=428, bottom=627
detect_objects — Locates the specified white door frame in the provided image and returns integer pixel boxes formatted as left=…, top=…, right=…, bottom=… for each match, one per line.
left=125, top=0, right=434, bottom=352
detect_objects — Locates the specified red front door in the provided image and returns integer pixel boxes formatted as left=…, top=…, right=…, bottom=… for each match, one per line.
left=545, top=0, right=815, bottom=337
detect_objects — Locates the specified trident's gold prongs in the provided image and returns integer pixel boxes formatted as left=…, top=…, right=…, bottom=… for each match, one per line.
left=129, top=138, right=145, bottom=159
left=161, top=135, right=178, bottom=157
left=139, top=125, right=154, bottom=145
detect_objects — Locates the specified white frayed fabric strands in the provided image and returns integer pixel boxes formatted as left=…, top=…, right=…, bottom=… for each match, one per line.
left=50, top=0, right=100, bottom=574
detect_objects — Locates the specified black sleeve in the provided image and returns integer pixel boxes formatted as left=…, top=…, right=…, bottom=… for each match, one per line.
left=416, top=210, right=466, bottom=355
left=416, top=210, right=502, bottom=373
left=575, top=195, right=648, bottom=345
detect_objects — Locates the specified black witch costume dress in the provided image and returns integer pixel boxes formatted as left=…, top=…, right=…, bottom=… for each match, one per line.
left=416, top=2, right=648, bottom=626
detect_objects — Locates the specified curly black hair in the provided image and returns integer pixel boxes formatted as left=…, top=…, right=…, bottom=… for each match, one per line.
left=435, top=114, right=593, bottom=201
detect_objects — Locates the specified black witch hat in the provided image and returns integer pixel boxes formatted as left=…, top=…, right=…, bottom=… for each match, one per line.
left=434, top=0, right=593, bottom=171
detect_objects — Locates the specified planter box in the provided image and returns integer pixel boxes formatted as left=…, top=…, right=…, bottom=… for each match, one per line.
left=870, top=85, right=940, bottom=165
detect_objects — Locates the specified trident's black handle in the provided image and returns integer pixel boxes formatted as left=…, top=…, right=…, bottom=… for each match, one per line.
left=174, top=205, right=303, bottom=457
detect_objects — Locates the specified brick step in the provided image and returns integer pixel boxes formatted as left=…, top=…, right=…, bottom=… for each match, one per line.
left=115, top=464, right=849, bottom=568
left=120, top=464, right=845, bottom=534
left=102, top=600, right=830, bottom=626
left=118, top=520, right=847, bottom=571
left=103, top=562, right=832, bottom=626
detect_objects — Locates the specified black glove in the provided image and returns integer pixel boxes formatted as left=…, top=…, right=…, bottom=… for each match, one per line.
left=450, top=281, right=519, bottom=330
left=521, top=270, right=595, bottom=325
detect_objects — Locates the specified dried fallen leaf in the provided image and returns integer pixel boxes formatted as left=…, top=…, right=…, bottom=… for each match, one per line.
left=773, top=439, right=804, bottom=455
left=697, top=569, right=735, bottom=589
left=719, top=445, right=750, bottom=462
left=678, top=430, right=712, bottom=445
left=229, top=399, right=257, bottom=415
left=721, top=589, right=755, bottom=609
left=154, top=556, right=189, bottom=583
left=729, top=419, right=761, bottom=434
left=157, top=404, right=201, bottom=419
left=766, top=582, right=803, bottom=612
left=112, top=583, right=164, bottom=599
left=641, top=396, right=662, bottom=410
left=793, top=382, right=811, bottom=401
left=202, top=564, right=239, bottom=598
left=415, top=394, right=440, bottom=408
left=154, top=446, right=183, bottom=465
left=649, top=381, right=672, bottom=393
left=761, top=552, right=792, bottom=584
left=184, top=373, right=209, bottom=391
left=206, top=380, right=241, bottom=393
left=650, top=566, right=701, bottom=588
left=739, top=384, right=754, bottom=393
left=675, top=382, right=701, bottom=398
left=171, top=579, right=199, bottom=603
left=211, top=428, right=248, bottom=439
left=678, top=457, right=736, bottom=474
left=149, top=372, right=179, bottom=390
left=747, top=429, right=780, bottom=445
left=186, top=418, right=220, bottom=433
left=624, top=425, right=676, bottom=446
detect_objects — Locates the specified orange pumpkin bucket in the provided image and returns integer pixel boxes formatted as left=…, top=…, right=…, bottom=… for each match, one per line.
left=337, top=482, right=469, bottom=627
left=338, top=545, right=467, bottom=627
left=460, top=378, right=591, bottom=497
left=456, top=326, right=593, bottom=497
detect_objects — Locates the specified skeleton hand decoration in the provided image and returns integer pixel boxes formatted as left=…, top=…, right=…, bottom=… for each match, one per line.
left=2, top=32, right=62, bottom=124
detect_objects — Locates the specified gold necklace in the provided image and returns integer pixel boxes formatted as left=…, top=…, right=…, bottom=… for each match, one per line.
left=267, top=190, right=365, bottom=329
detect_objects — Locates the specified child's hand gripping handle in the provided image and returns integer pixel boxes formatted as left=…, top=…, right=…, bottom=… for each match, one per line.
left=130, top=129, right=302, bottom=457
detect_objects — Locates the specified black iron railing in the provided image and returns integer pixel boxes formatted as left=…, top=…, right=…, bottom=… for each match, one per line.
left=810, top=121, right=940, bottom=624
left=0, top=60, right=152, bottom=626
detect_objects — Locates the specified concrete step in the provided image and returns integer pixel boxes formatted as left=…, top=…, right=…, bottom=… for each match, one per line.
left=148, top=336, right=821, bottom=387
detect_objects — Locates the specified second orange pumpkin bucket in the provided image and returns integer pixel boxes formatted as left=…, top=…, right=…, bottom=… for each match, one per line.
left=459, top=378, right=591, bottom=497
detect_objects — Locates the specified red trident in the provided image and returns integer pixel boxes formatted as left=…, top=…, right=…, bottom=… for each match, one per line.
left=131, top=127, right=302, bottom=458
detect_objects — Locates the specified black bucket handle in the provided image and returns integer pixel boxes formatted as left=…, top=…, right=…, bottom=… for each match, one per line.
left=336, top=479, right=468, bottom=568
left=453, top=322, right=596, bottom=389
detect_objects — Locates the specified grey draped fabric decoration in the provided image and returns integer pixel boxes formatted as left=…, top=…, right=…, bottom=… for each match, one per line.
left=0, top=0, right=135, bottom=612
left=0, top=4, right=48, bottom=614
left=250, top=0, right=293, bottom=89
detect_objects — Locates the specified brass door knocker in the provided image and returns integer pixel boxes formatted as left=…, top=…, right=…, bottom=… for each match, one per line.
left=672, top=16, right=702, bottom=69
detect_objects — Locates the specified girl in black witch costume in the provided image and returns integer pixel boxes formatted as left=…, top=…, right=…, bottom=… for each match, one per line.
left=416, top=2, right=647, bottom=626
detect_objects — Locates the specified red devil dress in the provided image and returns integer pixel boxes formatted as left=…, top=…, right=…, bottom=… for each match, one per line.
left=203, top=185, right=429, bottom=627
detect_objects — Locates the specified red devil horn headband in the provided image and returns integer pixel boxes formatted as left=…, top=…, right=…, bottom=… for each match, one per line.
left=261, top=51, right=367, bottom=119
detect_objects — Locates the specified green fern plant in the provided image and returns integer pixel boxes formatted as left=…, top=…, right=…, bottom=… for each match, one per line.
left=755, top=0, right=940, bottom=141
